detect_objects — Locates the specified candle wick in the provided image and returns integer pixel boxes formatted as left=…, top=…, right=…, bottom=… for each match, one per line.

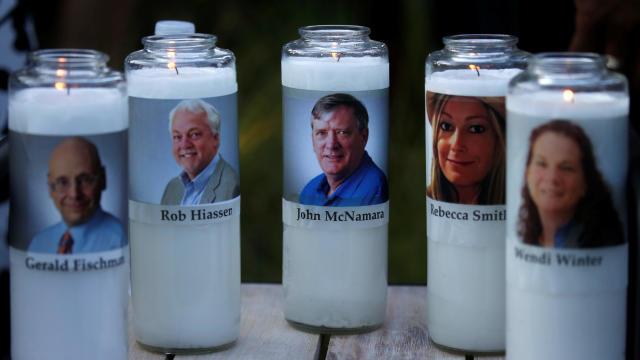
left=475, top=68, right=480, bottom=77
left=175, top=66, right=179, bottom=75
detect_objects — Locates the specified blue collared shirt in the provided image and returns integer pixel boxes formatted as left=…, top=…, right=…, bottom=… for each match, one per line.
left=180, top=153, right=220, bottom=205
left=300, top=152, right=388, bottom=206
left=29, top=208, right=126, bottom=254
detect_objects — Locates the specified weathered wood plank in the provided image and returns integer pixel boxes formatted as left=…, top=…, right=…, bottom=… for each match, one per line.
left=129, top=283, right=321, bottom=359
left=326, top=286, right=504, bottom=360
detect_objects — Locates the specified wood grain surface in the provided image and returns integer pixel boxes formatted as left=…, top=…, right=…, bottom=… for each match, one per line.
left=326, top=286, right=505, bottom=360
left=129, top=284, right=505, bottom=359
left=130, top=283, right=321, bottom=359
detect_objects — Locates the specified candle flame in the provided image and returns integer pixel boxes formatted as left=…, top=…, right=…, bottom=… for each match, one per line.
left=54, top=82, right=67, bottom=90
left=167, top=62, right=176, bottom=70
left=331, top=52, right=339, bottom=60
left=563, top=89, right=574, bottom=103
left=469, top=64, right=480, bottom=76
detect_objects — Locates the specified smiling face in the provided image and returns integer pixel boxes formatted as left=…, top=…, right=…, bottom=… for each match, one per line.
left=526, top=131, right=587, bottom=218
left=312, top=106, right=368, bottom=187
left=48, top=138, right=104, bottom=227
left=436, top=97, right=497, bottom=190
left=171, top=109, right=219, bottom=180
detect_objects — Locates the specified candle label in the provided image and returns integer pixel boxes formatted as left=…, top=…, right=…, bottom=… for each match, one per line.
left=9, top=131, right=128, bottom=270
left=128, top=94, right=240, bottom=227
left=425, top=91, right=506, bottom=245
left=506, top=111, right=628, bottom=292
left=282, top=87, right=389, bottom=227
left=283, top=199, right=388, bottom=229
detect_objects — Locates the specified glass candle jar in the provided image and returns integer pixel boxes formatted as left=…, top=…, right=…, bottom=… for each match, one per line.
left=506, top=53, right=629, bottom=360
left=281, top=25, right=389, bottom=333
left=9, top=49, right=128, bottom=360
left=424, top=34, right=528, bottom=353
left=125, top=33, right=240, bottom=354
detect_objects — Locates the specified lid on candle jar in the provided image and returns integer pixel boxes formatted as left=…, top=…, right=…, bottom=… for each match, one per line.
left=154, top=20, right=195, bottom=35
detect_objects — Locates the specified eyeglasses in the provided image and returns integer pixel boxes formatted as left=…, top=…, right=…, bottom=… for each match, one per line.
left=49, top=174, right=100, bottom=193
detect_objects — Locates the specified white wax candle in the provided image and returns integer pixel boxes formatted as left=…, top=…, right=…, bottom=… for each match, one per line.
left=127, top=66, right=240, bottom=350
left=127, top=67, right=237, bottom=98
left=9, top=88, right=127, bottom=134
left=425, top=68, right=521, bottom=352
left=427, top=69, right=522, bottom=97
left=281, top=56, right=389, bottom=330
left=506, top=91, right=628, bottom=360
left=282, top=57, right=389, bottom=91
left=8, top=87, right=128, bottom=360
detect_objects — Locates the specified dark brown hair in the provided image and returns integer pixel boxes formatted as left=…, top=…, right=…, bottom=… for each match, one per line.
left=518, top=120, right=624, bottom=248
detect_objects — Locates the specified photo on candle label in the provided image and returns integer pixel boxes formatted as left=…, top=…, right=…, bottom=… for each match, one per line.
left=426, top=92, right=506, bottom=205
left=517, top=119, right=624, bottom=249
left=9, top=132, right=127, bottom=253
left=283, top=89, right=388, bottom=207
left=129, top=95, right=239, bottom=205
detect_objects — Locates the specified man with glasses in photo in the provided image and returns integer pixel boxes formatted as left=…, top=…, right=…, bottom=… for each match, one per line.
left=29, top=137, right=125, bottom=254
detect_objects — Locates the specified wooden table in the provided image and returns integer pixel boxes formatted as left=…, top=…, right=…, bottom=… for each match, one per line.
left=129, top=284, right=505, bottom=360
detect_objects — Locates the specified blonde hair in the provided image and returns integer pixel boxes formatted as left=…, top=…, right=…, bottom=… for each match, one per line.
left=427, top=93, right=505, bottom=204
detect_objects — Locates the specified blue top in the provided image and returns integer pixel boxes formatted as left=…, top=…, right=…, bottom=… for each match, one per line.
left=300, top=152, right=388, bottom=206
left=553, top=218, right=582, bottom=249
left=180, top=153, right=220, bottom=205
left=29, top=208, right=127, bottom=254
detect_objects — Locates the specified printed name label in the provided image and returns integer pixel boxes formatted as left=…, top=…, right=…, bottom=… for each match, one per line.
left=283, top=199, right=389, bottom=229
left=507, top=239, right=628, bottom=293
left=24, top=248, right=126, bottom=272
left=429, top=203, right=505, bottom=222
left=426, top=197, right=505, bottom=246
left=513, top=246, right=603, bottom=267
left=129, top=196, right=240, bottom=225
left=160, top=208, right=233, bottom=222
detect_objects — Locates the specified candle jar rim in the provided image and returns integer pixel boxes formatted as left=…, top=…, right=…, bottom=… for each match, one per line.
left=142, top=33, right=217, bottom=50
left=29, top=49, right=109, bottom=69
left=530, top=52, right=605, bottom=68
left=528, top=52, right=610, bottom=79
left=12, top=48, right=123, bottom=90
left=443, top=34, right=518, bottom=49
left=299, top=25, right=371, bottom=40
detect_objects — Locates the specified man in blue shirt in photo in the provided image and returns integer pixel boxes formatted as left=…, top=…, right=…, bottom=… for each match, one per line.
left=300, top=93, right=388, bottom=207
left=161, top=99, right=240, bottom=205
left=29, top=137, right=126, bottom=254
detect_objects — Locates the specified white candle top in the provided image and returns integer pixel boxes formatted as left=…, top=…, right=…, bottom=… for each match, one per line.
left=282, top=57, right=389, bottom=91
left=127, top=67, right=237, bottom=99
left=507, top=91, right=629, bottom=118
left=426, top=69, right=522, bottom=97
left=9, top=88, right=127, bottom=135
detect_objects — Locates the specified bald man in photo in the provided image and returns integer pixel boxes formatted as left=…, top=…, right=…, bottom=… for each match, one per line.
left=29, top=137, right=126, bottom=254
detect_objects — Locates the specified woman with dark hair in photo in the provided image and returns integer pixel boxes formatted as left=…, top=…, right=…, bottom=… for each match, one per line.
left=427, top=93, right=505, bottom=204
left=518, top=119, right=624, bottom=248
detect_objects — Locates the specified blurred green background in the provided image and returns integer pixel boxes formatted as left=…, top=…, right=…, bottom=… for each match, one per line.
left=20, top=0, right=598, bottom=284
